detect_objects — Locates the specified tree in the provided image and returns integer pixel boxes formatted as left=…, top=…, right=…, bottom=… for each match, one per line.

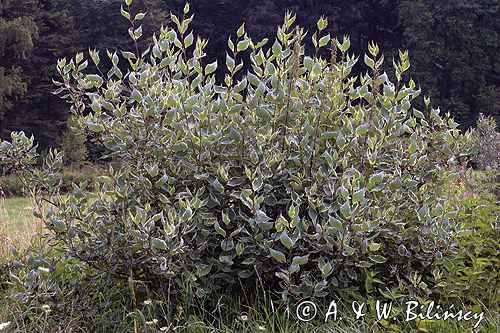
left=398, top=0, right=500, bottom=127
left=0, top=0, right=38, bottom=139
left=58, top=115, right=88, bottom=168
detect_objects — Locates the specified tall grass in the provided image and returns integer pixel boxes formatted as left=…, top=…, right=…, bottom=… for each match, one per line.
left=0, top=197, right=40, bottom=259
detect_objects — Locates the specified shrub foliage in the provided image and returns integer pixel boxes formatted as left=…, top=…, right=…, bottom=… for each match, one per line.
left=470, top=113, right=499, bottom=171
left=2, top=4, right=470, bottom=307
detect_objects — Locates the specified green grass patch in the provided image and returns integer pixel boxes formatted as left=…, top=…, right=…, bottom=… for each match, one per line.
left=1, top=197, right=37, bottom=235
left=0, top=196, right=39, bottom=258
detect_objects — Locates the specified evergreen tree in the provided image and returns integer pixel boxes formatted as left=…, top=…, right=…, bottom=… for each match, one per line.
left=0, top=0, right=38, bottom=139
left=58, top=115, right=88, bottom=168
left=398, top=0, right=500, bottom=127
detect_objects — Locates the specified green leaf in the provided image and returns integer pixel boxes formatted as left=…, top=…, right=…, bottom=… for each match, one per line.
left=214, top=221, right=226, bottom=237
left=413, top=109, right=424, bottom=119
left=135, top=12, right=146, bottom=21
left=237, top=23, right=245, bottom=38
left=186, top=95, right=198, bottom=108
left=256, top=107, right=272, bottom=120
left=152, top=238, right=167, bottom=250
left=237, top=40, right=250, bottom=52
left=236, top=243, right=244, bottom=256
left=121, top=6, right=131, bottom=20
left=205, top=61, right=218, bottom=75
left=355, top=124, right=369, bottom=136
left=269, top=248, right=286, bottom=263
left=131, top=89, right=143, bottom=102
left=172, top=142, right=188, bottom=152
left=369, top=254, right=387, bottom=263
left=418, top=205, right=429, bottom=220
left=304, top=56, right=314, bottom=70
left=342, top=244, right=355, bottom=256
left=364, top=54, right=375, bottom=69
left=329, top=216, right=343, bottom=231
left=292, top=255, right=309, bottom=266
left=252, top=177, right=263, bottom=192
left=389, top=178, right=402, bottom=191
left=196, top=264, right=212, bottom=277
left=368, top=172, right=384, bottom=187
left=275, top=214, right=289, bottom=232
left=280, top=232, right=294, bottom=249
left=88, top=123, right=104, bottom=133
left=320, top=131, right=336, bottom=140
left=226, top=54, right=235, bottom=71
left=255, top=38, right=268, bottom=49
left=369, top=242, right=381, bottom=252
left=352, top=188, right=365, bottom=204
left=319, top=261, right=332, bottom=276
left=338, top=36, right=350, bottom=53
left=317, top=17, right=328, bottom=31
left=434, top=203, right=444, bottom=215
left=336, top=133, right=346, bottom=147
left=228, top=37, right=235, bottom=52
left=234, top=78, right=247, bottom=93
left=222, top=212, right=231, bottom=225
left=340, top=201, right=351, bottom=218
left=319, top=34, right=330, bottom=47
left=184, top=32, right=194, bottom=48
left=87, top=74, right=103, bottom=87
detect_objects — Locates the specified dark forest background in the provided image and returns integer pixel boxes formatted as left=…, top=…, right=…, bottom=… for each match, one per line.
left=1, top=0, right=499, bottom=153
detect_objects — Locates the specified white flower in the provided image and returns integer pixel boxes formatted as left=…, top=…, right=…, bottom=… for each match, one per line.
left=0, top=322, right=11, bottom=330
left=240, top=314, right=249, bottom=321
left=143, top=299, right=152, bottom=305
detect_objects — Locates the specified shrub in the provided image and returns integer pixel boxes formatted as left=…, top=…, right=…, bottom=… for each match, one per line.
left=0, top=174, right=26, bottom=196
left=58, top=115, right=89, bottom=169
left=0, top=167, right=103, bottom=197
left=59, top=165, right=106, bottom=193
left=470, top=113, right=499, bottom=171
left=435, top=174, right=500, bottom=309
left=3, top=3, right=469, bottom=310
left=1, top=248, right=137, bottom=332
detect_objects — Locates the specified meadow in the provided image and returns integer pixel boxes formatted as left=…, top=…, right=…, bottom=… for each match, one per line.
left=0, top=197, right=39, bottom=258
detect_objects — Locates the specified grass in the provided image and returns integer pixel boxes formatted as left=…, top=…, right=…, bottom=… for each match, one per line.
left=0, top=196, right=40, bottom=259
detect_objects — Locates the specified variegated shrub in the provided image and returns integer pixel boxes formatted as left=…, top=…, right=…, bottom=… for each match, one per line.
left=3, top=2, right=470, bottom=305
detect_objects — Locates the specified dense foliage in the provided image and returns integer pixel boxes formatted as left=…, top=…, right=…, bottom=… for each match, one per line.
left=470, top=114, right=500, bottom=171
left=3, top=1, right=471, bottom=309
left=437, top=190, right=499, bottom=309
left=0, top=0, right=498, bottom=150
